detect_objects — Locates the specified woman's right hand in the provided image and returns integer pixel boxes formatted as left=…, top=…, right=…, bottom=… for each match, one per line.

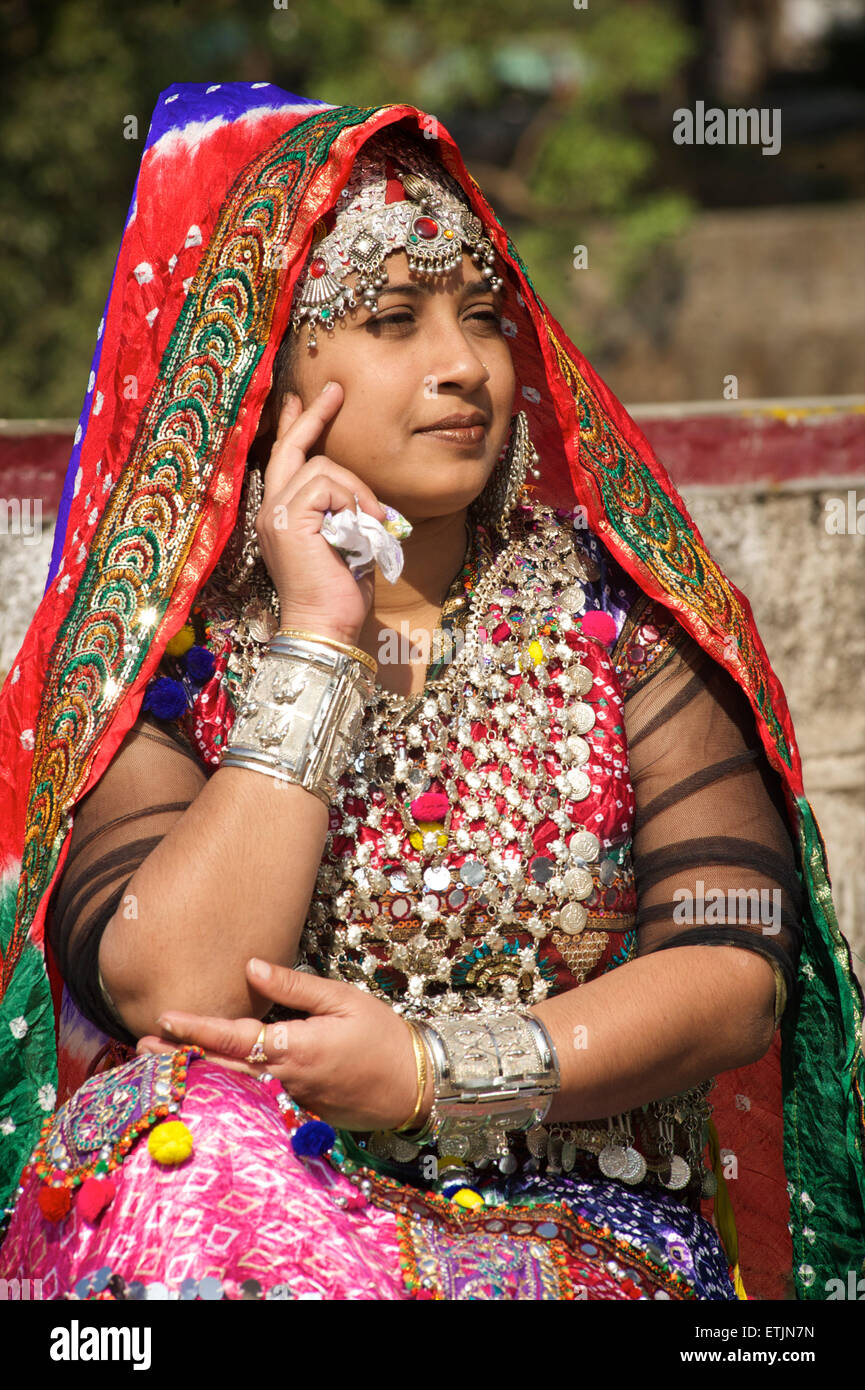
left=255, top=381, right=387, bottom=646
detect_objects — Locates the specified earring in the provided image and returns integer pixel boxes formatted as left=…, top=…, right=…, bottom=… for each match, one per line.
left=473, top=410, right=541, bottom=538
left=224, top=461, right=266, bottom=594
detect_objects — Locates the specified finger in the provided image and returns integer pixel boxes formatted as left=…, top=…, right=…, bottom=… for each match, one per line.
left=139, top=1036, right=280, bottom=1079
left=137, top=1037, right=174, bottom=1056
left=271, top=476, right=368, bottom=536
left=153, top=1011, right=267, bottom=1061
left=275, top=457, right=386, bottom=523
left=247, top=959, right=355, bottom=1015
left=274, top=391, right=303, bottom=432
left=265, top=381, right=344, bottom=496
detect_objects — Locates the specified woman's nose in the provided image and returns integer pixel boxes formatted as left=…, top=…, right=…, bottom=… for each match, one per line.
left=426, top=320, right=490, bottom=391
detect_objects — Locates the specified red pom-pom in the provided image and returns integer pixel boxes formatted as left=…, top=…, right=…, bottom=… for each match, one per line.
left=342, top=1187, right=368, bottom=1210
left=410, top=792, right=449, bottom=822
left=78, top=1176, right=116, bottom=1224
left=580, top=610, right=617, bottom=646
left=491, top=622, right=511, bottom=645
left=37, top=1185, right=72, bottom=1223
left=259, top=1076, right=286, bottom=1107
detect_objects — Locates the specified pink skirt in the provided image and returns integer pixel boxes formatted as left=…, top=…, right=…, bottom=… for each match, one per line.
left=0, top=1050, right=733, bottom=1301
left=1, top=1058, right=406, bottom=1300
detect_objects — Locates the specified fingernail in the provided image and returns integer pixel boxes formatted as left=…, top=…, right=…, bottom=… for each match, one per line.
left=156, top=1017, right=176, bottom=1035
left=249, top=958, right=272, bottom=981
left=321, top=380, right=337, bottom=393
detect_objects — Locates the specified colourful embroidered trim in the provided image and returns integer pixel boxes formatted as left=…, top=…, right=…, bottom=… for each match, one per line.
left=8, top=105, right=377, bottom=988
left=313, top=1118, right=700, bottom=1301
left=28, top=1047, right=203, bottom=1191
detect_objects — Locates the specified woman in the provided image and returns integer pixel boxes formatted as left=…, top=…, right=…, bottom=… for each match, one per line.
left=0, top=84, right=862, bottom=1302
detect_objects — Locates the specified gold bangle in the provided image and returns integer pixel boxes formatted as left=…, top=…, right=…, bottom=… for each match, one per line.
left=272, top=628, right=378, bottom=677
left=395, top=1020, right=428, bottom=1133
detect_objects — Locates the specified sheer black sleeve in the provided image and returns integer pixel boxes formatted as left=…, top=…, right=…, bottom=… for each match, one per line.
left=618, top=602, right=805, bottom=1028
left=46, top=712, right=210, bottom=1045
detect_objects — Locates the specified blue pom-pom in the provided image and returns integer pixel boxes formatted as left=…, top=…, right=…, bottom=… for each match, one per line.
left=290, top=1120, right=336, bottom=1158
left=184, top=644, right=216, bottom=684
left=142, top=677, right=187, bottom=720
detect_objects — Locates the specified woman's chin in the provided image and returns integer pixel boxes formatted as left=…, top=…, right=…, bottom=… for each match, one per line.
left=379, top=490, right=488, bottom=525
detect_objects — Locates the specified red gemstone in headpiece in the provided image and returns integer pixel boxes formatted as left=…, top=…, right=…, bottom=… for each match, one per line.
left=414, top=217, right=439, bottom=240
left=309, top=257, right=327, bottom=279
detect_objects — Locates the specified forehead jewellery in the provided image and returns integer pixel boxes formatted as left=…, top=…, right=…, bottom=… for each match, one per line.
left=291, top=129, right=503, bottom=348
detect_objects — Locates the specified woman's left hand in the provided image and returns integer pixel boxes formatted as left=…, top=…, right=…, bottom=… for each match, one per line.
left=136, top=958, right=429, bottom=1133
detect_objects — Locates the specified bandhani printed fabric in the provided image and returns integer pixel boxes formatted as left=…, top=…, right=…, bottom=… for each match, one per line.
left=0, top=84, right=862, bottom=1301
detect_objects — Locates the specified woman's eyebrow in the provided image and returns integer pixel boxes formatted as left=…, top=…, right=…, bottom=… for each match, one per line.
left=376, top=278, right=494, bottom=300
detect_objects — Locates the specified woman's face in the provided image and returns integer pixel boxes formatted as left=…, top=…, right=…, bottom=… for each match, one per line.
left=267, top=249, right=515, bottom=523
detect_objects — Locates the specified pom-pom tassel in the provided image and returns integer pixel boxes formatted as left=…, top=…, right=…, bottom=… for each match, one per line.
left=37, top=1185, right=72, bottom=1223
left=147, top=1119, right=194, bottom=1166
left=290, top=1120, right=336, bottom=1158
left=79, top=1175, right=116, bottom=1224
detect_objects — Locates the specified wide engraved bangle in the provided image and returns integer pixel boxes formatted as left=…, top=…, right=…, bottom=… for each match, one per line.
left=410, top=1010, right=561, bottom=1156
left=220, top=639, right=374, bottom=804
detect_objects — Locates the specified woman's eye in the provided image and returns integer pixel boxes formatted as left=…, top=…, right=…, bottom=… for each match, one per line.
left=365, top=311, right=414, bottom=329
left=365, top=308, right=502, bottom=330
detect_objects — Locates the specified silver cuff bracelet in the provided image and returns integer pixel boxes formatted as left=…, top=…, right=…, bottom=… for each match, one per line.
left=409, top=1010, right=560, bottom=1161
left=220, top=635, right=375, bottom=804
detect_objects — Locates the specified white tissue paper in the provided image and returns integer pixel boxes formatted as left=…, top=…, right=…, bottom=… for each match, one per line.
left=319, top=504, right=412, bottom=584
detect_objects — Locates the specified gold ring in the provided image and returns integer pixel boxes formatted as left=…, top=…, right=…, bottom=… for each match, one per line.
left=245, top=1024, right=268, bottom=1066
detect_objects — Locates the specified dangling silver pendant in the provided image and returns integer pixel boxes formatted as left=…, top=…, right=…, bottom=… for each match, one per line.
left=546, top=1133, right=563, bottom=1174
left=701, top=1167, right=718, bottom=1198
left=660, top=1155, right=691, bottom=1190
left=598, top=1143, right=626, bottom=1179
left=526, top=1124, right=548, bottom=1159
left=620, top=1147, right=647, bottom=1186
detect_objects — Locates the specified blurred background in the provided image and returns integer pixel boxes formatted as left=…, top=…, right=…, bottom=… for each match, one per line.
left=1, top=0, right=863, bottom=977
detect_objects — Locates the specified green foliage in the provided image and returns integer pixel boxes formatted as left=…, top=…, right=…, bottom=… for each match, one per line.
left=0, top=0, right=696, bottom=416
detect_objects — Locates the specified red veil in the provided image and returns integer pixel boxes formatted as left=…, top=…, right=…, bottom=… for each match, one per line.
left=0, top=86, right=862, bottom=1300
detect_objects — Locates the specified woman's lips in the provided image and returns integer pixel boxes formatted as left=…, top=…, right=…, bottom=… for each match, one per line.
left=417, top=424, right=487, bottom=445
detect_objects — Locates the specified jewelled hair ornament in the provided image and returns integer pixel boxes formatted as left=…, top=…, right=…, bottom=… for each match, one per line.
left=291, top=130, right=502, bottom=347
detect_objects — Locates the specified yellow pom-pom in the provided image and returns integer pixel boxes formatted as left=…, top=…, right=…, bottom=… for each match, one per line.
left=409, top=822, right=448, bottom=852
left=452, top=1188, right=485, bottom=1210
left=147, top=1120, right=193, bottom=1166
left=527, top=639, right=544, bottom=665
left=165, top=624, right=195, bottom=657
